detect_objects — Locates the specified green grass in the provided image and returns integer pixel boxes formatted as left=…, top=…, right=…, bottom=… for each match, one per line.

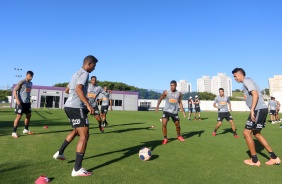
left=0, top=109, right=282, bottom=184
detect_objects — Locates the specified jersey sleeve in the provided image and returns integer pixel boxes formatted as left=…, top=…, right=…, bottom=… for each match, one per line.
left=77, top=72, right=89, bottom=86
left=243, top=78, right=256, bottom=92
left=227, top=97, right=230, bottom=103
left=213, top=97, right=218, bottom=104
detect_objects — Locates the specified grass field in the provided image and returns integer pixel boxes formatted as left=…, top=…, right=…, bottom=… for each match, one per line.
left=0, top=108, right=282, bottom=184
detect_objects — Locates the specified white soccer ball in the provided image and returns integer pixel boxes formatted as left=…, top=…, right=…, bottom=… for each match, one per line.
left=139, top=147, right=152, bottom=161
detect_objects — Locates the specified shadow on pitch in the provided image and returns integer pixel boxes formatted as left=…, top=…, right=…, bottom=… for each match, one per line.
left=182, top=130, right=205, bottom=138
left=217, top=128, right=233, bottom=135
left=94, top=126, right=154, bottom=134
left=68, top=140, right=162, bottom=170
left=246, top=139, right=270, bottom=160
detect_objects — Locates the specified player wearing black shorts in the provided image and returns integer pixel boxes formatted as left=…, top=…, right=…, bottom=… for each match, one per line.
left=12, top=71, right=34, bottom=138
left=268, top=97, right=278, bottom=124
left=194, top=95, right=201, bottom=120
left=232, top=67, right=280, bottom=166
left=212, top=88, right=238, bottom=138
left=88, top=76, right=107, bottom=133
left=98, top=86, right=112, bottom=127
left=188, top=97, right=193, bottom=120
left=53, top=55, right=98, bottom=176
left=156, top=80, right=186, bottom=144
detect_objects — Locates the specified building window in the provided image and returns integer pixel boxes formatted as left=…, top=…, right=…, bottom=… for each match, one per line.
left=114, top=99, right=122, bottom=106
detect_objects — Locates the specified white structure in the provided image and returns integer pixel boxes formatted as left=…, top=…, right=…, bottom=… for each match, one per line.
left=269, top=75, right=282, bottom=97
left=197, top=76, right=211, bottom=93
left=211, top=73, right=232, bottom=97
left=176, top=80, right=192, bottom=93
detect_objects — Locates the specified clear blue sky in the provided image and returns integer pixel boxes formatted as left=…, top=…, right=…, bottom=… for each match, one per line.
left=0, top=0, right=281, bottom=91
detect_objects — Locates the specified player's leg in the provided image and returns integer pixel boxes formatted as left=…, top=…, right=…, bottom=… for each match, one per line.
left=23, top=112, right=32, bottom=134
left=161, top=112, right=169, bottom=144
left=243, top=128, right=260, bottom=166
left=71, top=126, right=92, bottom=176
left=212, top=114, right=223, bottom=136
left=12, top=103, right=24, bottom=138
left=227, top=113, right=238, bottom=138
left=173, top=116, right=184, bottom=141
left=198, top=111, right=201, bottom=120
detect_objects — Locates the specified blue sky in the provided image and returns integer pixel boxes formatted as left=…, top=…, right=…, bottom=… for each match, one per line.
left=0, top=0, right=281, bottom=91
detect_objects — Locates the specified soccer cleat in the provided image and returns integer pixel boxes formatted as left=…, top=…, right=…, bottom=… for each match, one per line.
left=177, top=136, right=185, bottom=142
left=198, top=118, right=202, bottom=121
left=212, top=132, right=216, bottom=136
left=265, top=157, right=281, bottom=165
left=53, top=151, right=66, bottom=160
left=100, top=126, right=104, bottom=133
left=162, top=138, right=168, bottom=145
left=23, top=129, right=33, bottom=134
left=271, top=121, right=276, bottom=124
left=12, top=132, right=18, bottom=138
left=234, top=134, right=239, bottom=138
left=244, top=159, right=261, bottom=166
left=71, top=168, right=92, bottom=177
left=105, top=123, right=108, bottom=127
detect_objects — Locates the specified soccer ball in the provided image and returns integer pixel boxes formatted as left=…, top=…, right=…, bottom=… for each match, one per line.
left=139, top=147, right=151, bottom=161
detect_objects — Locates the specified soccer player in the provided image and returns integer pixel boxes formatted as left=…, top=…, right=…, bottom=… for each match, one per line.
left=188, top=96, right=194, bottom=120
left=212, top=88, right=239, bottom=138
left=232, top=67, right=280, bottom=166
left=156, top=80, right=186, bottom=144
left=98, top=86, right=112, bottom=127
left=194, top=95, right=201, bottom=120
left=268, top=97, right=278, bottom=124
left=12, top=71, right=34, bottom=138
left=88, top=76, right=107, bottom=133
left=274, top=97, right=281, bottom=122
left=53, top=55, right=97, bottom=176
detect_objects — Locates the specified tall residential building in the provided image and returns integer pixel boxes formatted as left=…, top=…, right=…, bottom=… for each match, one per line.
left=269, top=75, right=282, bottom=96
left=197, top=76, right=211, bottom=93
left=211, top=73, right=232, bottom=96
left=176, top=80, right=192, bottom=93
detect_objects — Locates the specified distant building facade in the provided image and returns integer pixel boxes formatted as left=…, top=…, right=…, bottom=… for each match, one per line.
left=176, top=80, right=192, bottom=93
left=269, top=75, right=282, bottom=97
left=197, top=76, right=211, bottom=93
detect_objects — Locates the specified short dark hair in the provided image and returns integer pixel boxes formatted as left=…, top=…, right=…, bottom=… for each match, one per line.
left=219, top=88, right=224, bottom=91
left=232, top=68, right=246, bottom=76
left=271, top=97, right=275, bottom=100
left=83, top=55, right=98, bottom=64
left=26, top=71, right=34, bottom=76
left=170, top=80, right=177, bottom=85
left=91, top=76, right=97, bottom=80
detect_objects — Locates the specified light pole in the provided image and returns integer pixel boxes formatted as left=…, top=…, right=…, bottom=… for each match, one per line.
left=14, top=68, right=22, bottom=83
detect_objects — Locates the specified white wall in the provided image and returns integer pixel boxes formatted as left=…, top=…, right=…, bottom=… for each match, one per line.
left=138, top=99, right=267, bottom=112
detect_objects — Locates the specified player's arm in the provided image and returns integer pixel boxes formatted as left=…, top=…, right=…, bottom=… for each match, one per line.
left=65, top=85, right=69, bottom=94
left=227, top=97, right=232, bottom=111
left=110, top=97, right=113, bottom=111
left=213, top=98, right=218, bottom=109
left=250, top=90, right=259, bottom=122
left=178, top=93, right=186, bottom=118
left=13, top=80, right=24, bottom=105
left=76, top=84, right=94, bottom=114
left=276, top=100, right=280, bottom=110
left=156, top=90, right=167, bottom=113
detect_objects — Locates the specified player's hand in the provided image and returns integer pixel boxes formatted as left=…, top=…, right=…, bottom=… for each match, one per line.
left=87, top=104, right=94, bottom=115
left=16, top=100, right=21, bottom=106
left=250, top=110, right=256, bottom=122
left=155, top=108, right=159, bottom=113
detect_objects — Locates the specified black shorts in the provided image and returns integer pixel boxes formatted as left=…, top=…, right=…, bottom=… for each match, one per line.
left=269, top=110, right=277, bottom=116
left=245, top=108, right=268, bottom=130
left=64, top=107, right=89, bottom=128
left=101, top=106, right=109, bottom=114
left=93, top=105, right=100, bottom=116
left=195, top=107, right=201, bottom=112
left=162, top=111, right=180, bottom=122
left=15, top=103, right=31, bottom=114
left=217, top=112, right=233, bottom=122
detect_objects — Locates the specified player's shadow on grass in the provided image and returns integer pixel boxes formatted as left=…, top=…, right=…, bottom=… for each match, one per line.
left=199, top=118, right=208, bottom=120
left=182, top=130, right=205, bottom=138
left=68, top=140, right=162, bottom=170
left=107, top=122, right=146, bottom=128
left=217, top=128, right=233, bottom=135
left=97, top=126, right=154, bottom=134
left=246, top=139, right=270, bottom=160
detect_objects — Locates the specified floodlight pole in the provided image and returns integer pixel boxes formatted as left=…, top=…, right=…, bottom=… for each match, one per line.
left=14, top=68, right=22, bottom=84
